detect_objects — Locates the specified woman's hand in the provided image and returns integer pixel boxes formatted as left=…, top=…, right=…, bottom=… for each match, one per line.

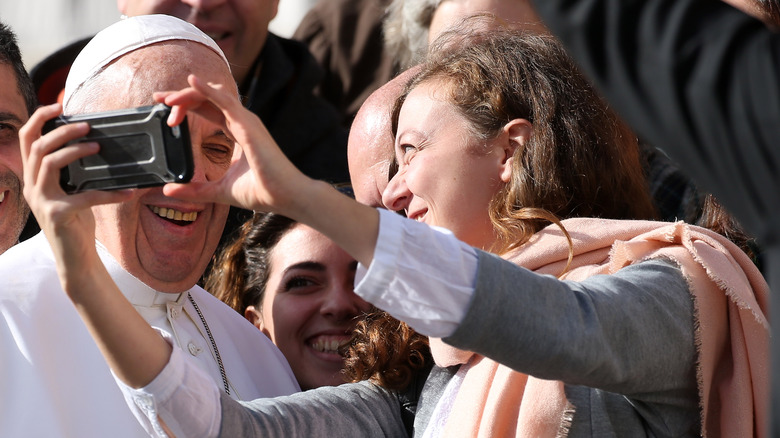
left=155, top=75, right=313, bottom=218
left=156, top=75, right=381, bottom=266
left=19, top=103, right=132, bottom=290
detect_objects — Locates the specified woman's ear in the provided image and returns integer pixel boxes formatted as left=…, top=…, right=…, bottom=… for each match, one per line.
left=244, top=305, right=272, bottom=339
left=499, top=119, right=532, bottom=183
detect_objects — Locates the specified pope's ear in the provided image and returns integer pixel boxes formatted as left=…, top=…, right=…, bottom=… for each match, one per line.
left=116, top=0, right=128, bottom=14
left=499, top=119, right=532, bottom=183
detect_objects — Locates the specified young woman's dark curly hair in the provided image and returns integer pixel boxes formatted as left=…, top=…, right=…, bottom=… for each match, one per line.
left=342, top=310, right=431, bottom=391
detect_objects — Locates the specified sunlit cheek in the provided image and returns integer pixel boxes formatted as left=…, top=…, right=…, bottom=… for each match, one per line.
left=204, top=160, right=231, bottom=181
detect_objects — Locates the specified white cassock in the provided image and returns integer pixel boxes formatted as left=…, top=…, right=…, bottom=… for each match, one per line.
left=0, top=233, right=300, bottom=437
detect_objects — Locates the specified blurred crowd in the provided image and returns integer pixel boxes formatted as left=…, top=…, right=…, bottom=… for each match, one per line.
left=0, top=0, right=777, bottom=437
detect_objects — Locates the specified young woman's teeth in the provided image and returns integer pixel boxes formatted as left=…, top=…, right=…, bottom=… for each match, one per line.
left=0, top=191, right=5, bottom=203
left=311, top=338, right=346, bottom=354
left=151, top=206, right=198, bottom=222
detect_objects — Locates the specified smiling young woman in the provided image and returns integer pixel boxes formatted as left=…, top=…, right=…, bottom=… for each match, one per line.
left=205, top=208, right=371, bottom=390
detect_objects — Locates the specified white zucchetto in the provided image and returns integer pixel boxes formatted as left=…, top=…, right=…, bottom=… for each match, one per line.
left=63, top=14, right=229, bottom=108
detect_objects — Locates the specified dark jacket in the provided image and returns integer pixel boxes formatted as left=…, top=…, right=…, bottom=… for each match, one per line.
left=293, top=0, right=398, bottom=127
left=242, top=33, right=349, bottom=184
left=530, top=0, right=780, bottom=433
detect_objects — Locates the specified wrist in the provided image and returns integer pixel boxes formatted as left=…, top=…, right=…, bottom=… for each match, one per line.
left=54, top=241, right=106, bottom=302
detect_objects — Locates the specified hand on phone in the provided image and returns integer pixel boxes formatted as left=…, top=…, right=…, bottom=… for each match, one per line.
left=43, top=104, right=194, bottom=193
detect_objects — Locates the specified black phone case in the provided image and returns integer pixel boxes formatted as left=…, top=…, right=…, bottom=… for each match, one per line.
left=44, top=104, right=194, bottom=193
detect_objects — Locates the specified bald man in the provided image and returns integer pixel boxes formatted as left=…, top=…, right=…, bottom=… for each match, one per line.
left=348, top=67, right=420, bottom=207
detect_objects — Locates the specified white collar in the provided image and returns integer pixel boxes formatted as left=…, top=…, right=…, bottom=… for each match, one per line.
left=95, top=239, right=186, bottom=307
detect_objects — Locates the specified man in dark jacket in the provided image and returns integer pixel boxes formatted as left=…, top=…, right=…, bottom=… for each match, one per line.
left=529, top=0, right=780, bottom=434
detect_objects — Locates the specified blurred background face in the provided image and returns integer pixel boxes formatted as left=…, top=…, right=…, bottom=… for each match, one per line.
left=383, top=81, right=507, bottom=249
left=0, top=64, right=30, bottom=254
left=246, top=224, right=371, bottom=390
left=80, top=42, right=235, bottom=292
left=117, top=0, right=280, bottom=84
left=429, top=0, right=547, bottom=43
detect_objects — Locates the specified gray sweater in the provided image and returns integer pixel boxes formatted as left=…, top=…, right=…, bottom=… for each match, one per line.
left=219, top=254, right=698, bottom=437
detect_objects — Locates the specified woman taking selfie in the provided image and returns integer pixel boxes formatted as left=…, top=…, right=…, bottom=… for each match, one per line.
left=23, top=21, right=768, bottom=438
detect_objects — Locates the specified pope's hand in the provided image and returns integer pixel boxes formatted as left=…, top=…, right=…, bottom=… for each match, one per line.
left=19, top=103, right=132, bottom=283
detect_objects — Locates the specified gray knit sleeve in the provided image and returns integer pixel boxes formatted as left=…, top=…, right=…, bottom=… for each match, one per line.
left=219, top=381, right=408, bottom=437
left=445, top=253, right=695, bottom=398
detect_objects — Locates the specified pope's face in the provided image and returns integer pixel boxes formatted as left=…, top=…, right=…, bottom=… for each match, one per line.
left=0, top=64, right=30, bottom=254
left=117, top=0, right=280, bottom=84
left=84, top=43, right=236, bottom=292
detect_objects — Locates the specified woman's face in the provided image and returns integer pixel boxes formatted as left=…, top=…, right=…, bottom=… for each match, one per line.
left=382, top=81, right=512, bottom=249
left=246, top=224, right=371, bottom=390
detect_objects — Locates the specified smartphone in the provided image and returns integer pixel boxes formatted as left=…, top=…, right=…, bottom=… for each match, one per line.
left=43, top=104, right=194, bottom=194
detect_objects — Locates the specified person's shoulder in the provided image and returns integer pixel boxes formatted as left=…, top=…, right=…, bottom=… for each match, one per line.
left=267, top=32, right=318, bottom=67
left=0, top=232, right=55, bottom=275
left=187, top=286, right=287, bottom=354
left=188, top=286, right=300, bottom=396
left=259, top=33, right=324, bottom=88
left=0, top=233, right=62, bottom=310
left=185, top=287, right=274, bottom=351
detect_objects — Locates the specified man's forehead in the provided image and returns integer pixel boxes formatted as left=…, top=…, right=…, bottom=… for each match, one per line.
left=115, top=42, right=232, bottom=79
left=93, top=43, right=235, bottom=109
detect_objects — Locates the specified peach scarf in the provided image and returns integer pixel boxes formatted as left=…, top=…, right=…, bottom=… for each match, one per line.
left=430, top=218, right=769, bottom=437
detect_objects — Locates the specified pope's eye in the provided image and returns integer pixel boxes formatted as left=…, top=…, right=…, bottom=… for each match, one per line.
left=203, top=144, right=232, bottom=166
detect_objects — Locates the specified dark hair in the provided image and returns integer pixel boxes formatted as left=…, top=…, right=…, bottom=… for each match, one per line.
left=205, top=183, right=358, bottom=314
left=392, top=21, right=657, bottom=253
left=343, top=309, right=432, bottom=391
left=0, top=22, right=37, bottom=116
left=205, top=212, right=297, bottom=314
left=347, top=22, right=661, bottom=389
left=695, top=194, right=762, bottom=266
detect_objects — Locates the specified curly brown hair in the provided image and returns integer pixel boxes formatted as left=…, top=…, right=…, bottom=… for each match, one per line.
left=392, top=22, right=658, bottom=255
left=343, top=310, right=432, bottom=391
left=345, top=20, right=660, bottom=388
left=204, top=212, right=297, bottom=315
